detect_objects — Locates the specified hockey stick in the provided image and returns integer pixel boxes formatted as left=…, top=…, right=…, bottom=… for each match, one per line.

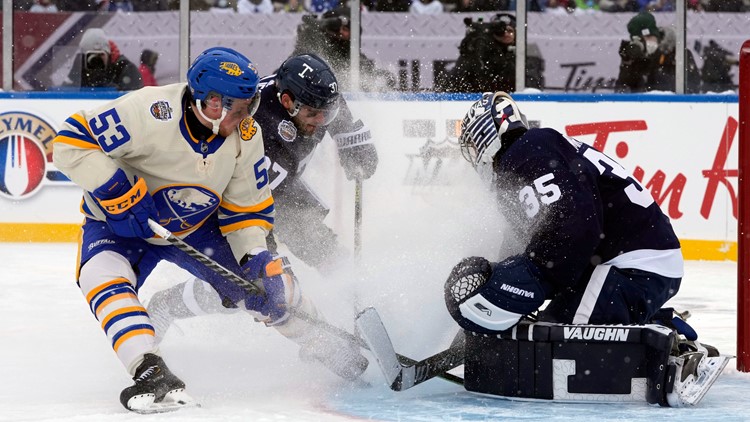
left=354, top=176, right=363, bottom=260
left=147, top=219, right=349, bottom=339
left=146, top=219, right=460, bottom=384
left=356, top=307, right=465, bottom=390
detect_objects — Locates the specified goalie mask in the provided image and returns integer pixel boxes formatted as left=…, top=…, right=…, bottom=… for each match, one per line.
left=458, top=91, right=528, bottom=167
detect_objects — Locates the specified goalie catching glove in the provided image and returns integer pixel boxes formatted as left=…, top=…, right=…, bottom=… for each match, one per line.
left=240, top=251, right=300, bottom=325
left=444, top=255, right=547, bottom=333
left=92, top=168, right=159, bottom=238
left=333, top=119, right=378, bottom=180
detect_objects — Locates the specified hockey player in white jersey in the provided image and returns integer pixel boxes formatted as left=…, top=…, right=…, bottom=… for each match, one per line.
left=144, top=55, right=374, bottom=381
left=52, top=47, right=365, bottom=414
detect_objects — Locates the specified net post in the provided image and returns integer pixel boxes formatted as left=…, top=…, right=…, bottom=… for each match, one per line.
left=738, top=39, right=750, bottom=372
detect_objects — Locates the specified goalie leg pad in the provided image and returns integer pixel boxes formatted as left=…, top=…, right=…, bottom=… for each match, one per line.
left=464, top=321, right=676, bottom=404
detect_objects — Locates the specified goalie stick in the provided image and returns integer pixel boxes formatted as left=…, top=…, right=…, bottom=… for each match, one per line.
left=146, top=219, right=460, bottom=384
left=356, top=307, right=465, bottom=391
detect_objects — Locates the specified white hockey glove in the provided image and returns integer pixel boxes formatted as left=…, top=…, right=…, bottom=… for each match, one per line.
left=333, top=119, right=378, bottom=180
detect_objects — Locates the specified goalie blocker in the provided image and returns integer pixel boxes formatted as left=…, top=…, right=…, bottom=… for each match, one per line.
left=465, top=321, right=677, bottom=406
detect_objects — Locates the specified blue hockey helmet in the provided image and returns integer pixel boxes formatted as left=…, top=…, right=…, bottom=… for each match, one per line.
left=458, top=91, right=528, bottom=167
left=187, top=47, right=260, bottom=111
left=187, top=47, right=261, bottom=134
left=275, top=54, right=340, bottom=125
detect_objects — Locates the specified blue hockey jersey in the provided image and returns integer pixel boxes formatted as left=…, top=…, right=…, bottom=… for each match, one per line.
left=495, top=127, right=682, bottom=293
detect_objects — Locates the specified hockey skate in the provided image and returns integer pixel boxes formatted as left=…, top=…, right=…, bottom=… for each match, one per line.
left=666, top=341, right=732, bottom=407
left=299, top=335, right=369, bottom=381
left=120, top=353, right=198, bottom=414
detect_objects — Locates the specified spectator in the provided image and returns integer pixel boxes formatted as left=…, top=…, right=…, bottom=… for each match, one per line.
left=701, top=40, right=738, bottom=92
left=107, top=0, right=134, bottom=11
left=615, top=12, right=700, bottom=93
left=131, top=0, right=169, bottom=10
left=291, top=7, right=397, bottom=91
left=63, top=28, right=143, bottom=91
left=540, top=0, right=577, bottom=12
left=139, top=49, right=159, bottom=86
left=435, top=13, right=545, bottom=93
left=237, top=0, right=274, bottom=12
left=687, top=0, right=703, bottom=10
left=574, top=0, right=599, bottom=10
left=210, top=0, right=235, bottom=11
left=643, top=0, right=675, bottom=11
left=280, top=0, right=305, bottom=12
left=57, top=0, right=105, bottom=10
left=703, top=0, right=743, bottom=11
left=410, top=0, right=444, bottom=13
left=455, top=0, right=510, bottom=12
left=29, top=0, right=58, bottom=12
left=373, top=0, right=409, bottom=11
left=599, top=0, right=639, bottom=11
left=307, top=0, right=339, bottom=12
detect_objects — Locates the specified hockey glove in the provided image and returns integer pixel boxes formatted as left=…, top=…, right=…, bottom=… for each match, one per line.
left=444, top=255, right=546, bottom=334
left=241, top=251, right=297, bottom=324
left=333, top=120, right=378, bottom=180
left=92, top=168, right=158, bottom=239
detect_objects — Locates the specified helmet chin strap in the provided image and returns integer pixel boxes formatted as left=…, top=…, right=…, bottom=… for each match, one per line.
left=195, top=99, right=228, bottom=135
left=278, top=92, right=301, bottom=117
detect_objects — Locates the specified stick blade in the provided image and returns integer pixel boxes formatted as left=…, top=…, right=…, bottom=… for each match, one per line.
left=355, top=307, right=404, bottom=388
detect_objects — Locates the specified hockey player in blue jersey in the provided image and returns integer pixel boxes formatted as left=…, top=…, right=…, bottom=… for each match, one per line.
left=255, top=53, right=377, bottom=267
left=441, top=91, right=727, bottom=406
left=52, top=47, right=366, bottom=413
left=144, top=54, right=375, bottom=380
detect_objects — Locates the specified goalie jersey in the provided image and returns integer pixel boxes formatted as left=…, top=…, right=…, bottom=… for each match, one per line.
left=53, top=83, right=273, bottom=257
left=496, top=128, right=683, bottom=290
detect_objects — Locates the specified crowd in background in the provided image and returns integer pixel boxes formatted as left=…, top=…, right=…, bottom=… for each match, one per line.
left=9, top=0, right=750, bottom=13
left=8, top=0, right=744, bottom=94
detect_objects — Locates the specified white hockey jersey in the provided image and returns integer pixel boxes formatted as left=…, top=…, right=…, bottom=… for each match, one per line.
left=53, top=83, right=273, bottom=258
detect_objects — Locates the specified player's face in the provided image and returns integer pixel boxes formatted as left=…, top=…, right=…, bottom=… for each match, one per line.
left=217, top=94, right=260, bottom=136
left=497, top=25, right=515, bottom=45
left=292, top=103, right=339, bottom=136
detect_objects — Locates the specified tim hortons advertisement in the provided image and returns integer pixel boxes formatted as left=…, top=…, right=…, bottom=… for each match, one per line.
left=0, top=96, right=738, bottom=260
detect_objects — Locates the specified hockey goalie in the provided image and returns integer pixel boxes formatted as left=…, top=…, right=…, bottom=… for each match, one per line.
left=360, top=92, right=731, bottom=407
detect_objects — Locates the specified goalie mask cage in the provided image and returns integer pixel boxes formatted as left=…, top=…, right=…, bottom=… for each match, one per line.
left=738, top=39, right=750, bottom=372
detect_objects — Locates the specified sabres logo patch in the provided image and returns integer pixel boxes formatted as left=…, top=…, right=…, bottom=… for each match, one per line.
left=150, top=100, right=173, bottom=121
left=278, top=120, right=297, bottom=142
left=220, top=61, right=244, bottom=77
left=239, top=117, right=257, bottom=141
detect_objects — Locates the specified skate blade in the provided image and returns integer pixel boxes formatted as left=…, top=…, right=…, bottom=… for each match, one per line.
left=127, top=389, right=200, bottom=414
left=669, top=355, right=732, bottom=407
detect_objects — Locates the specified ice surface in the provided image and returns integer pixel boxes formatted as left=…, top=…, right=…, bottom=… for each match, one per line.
left=1, top=247, right=747, bottom=421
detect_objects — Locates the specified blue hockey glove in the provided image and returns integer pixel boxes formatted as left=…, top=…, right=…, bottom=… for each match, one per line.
left=92, top=168, right=158, bottom=238
left=241, top=251, right=291, bottom=323
left=333, top=120, right=378, bottom=180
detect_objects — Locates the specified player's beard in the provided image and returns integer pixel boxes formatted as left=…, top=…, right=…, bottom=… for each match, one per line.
left=292, top=115, right=318, bottom=137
